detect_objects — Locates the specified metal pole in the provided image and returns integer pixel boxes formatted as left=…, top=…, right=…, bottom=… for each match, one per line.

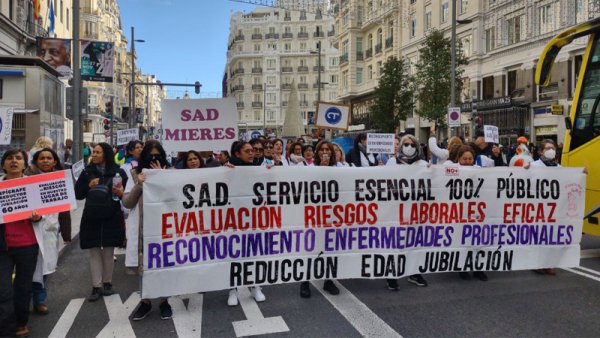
left=317, top=41, right=321, bottom=105
left=450, top=0, right=457, bottom=137
left=263, top=82, right=266, bottom=131
left=109, top=96, right=115, bottom=145
left=72, top=0, right=81, bottom=161
left=146, top=81, right=150, bottom=140
left=129, top=26, right=135, bottom=128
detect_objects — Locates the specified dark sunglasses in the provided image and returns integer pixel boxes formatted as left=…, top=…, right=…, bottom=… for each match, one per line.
left=253, top=147, right=264, bottom=151
left=264, top=145, right=274, bottom=149
left=403, top=143, right=416, bottom=148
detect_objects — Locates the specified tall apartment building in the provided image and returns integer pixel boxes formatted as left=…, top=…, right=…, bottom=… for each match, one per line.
left=225, top=5, right=339, bottom=135
left=334, top=0, right=598, bottom=144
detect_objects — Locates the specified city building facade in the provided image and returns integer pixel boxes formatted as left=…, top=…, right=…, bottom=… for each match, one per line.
left=226, top=4, right=339, bottom=136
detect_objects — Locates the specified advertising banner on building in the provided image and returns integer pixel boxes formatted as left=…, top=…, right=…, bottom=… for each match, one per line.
left=161, top=98, right=238, bottom=152
left=80, top=40, right=114, bottom=82
left=315, top=102, right=350, bottom=130
left=0, top=107, right=14, bottom=145
left=37, top=38, right=72, bottom=79
left=141, top=166, right=586, bottom=298
left=0, top=170, right=77, bottom=223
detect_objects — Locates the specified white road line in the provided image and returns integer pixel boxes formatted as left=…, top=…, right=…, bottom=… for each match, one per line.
left=170, top=294, right=203, bottom=337
left=232, top=287, right=289, bottom=337
left=48, top=298, right=85, bottom=338
left=574, top=265, right=600, bottom=276
left=581, top=249, right=600, bottom=259
left=96, top=292, right=140, bottom=338
left=311, top=280, right=403, bottom=338
left=564, top=268, right=600, bottom=282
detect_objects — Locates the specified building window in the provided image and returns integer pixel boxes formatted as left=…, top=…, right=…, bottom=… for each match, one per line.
left=254, top=44, right=260, bottom=51
left=425, top=5, right=432, bottom=31
left=368, top=65, right=373, bottom=80
left=66, top=9, right=69, bottom=29
left=356, top=67, right=363, bottom=85
left=330, top=57, right=338, bottom=66
left=267, top=111, right=275, bottom=121
left=507, top=15, right=524, bottom=44
left=342, top=70, right=348, bottom=87
left=507, top=70, right=517, bottom=96
left=441, top=1, right=449, bottom=23
left=284, top=43, right=291, bottom=51
left=460, top=0, right=468, bottom=15
left=377, top=61, right=383, bottom=77
left=576, top=0, right=588, bottom=23
left=267, top=59, right=276, bottom=70
left=88, top=93, right=97, bottom=107
left=485, top=27, right=496, bottom=52
left=410, top=16, right=417, bottom=38
left=330, top=74, right=338, bottom=83
left=539, top=4, right=555, bottom=35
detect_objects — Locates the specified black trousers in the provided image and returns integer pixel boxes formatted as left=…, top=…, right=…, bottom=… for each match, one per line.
left=0, top=244, right=39, bottom=335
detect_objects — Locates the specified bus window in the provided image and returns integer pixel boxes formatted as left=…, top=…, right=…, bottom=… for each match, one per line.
left=572, top=33, right=600, bottom=150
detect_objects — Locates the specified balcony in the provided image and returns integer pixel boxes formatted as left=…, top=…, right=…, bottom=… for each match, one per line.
left=314, top=31, right=325, bottom=38
left=281, top=66, right=293, bottom=73
left=237, top=102, right=245, bottom=109
left=297, top=32, right=309, bottom=38
left=265, top=33, right=279, bottom=39
left=234, top=35, right=245, bottom=42
left=282, top=101, right=288, bottom=107
left=252, top=84, right=263, bottom=91
left=356, top=51, right=364, bottom=61
left=297, top=66, right=309, bottom=72
left=82, top=31, right=99, bottom=40
left=252, top=33, right=263, bottom=40
left=313, top=83, right=325, bottom=89
left=252, top=102, right=263, bottom=108
left=80, top=6, right=101, bottom=15
left=282, top=33, right=294, bottom=39
left=385, top=37, right=393, bottom=49
left=375, top=43, right=382, bottom=54
left=232, top=85, right=244, bottom=92
left=281, top=83, right=292, bottom=90
left=251, top=67, right=263, bottom=74
left=340, top=53, right=349, bottom=64
left=366, top=48, right=373, bottom=58
left=298, top=83, right=309, bottom=90
left=300, top=101, right=309, bottom=107
left=313, top=66, right=325, bottom=72
left=232, top=68, right=245, bottom=76
left=328, top=30, right=336, bottom=37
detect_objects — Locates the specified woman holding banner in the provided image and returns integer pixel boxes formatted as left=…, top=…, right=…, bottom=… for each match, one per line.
left=271, top=139, right=289, bottom=166
left=121, top=140, right=143, bottom=275
left=332, top=142, right=351, bottom=167
left=122, top=141, right=173, bottom=321
left=385, top=135, right=430, bottom=290
left=0, top=149, right=43, bottom=337
left=75, top=143, right=128, bottom=302
left=24, top=148, right=72, bottom=316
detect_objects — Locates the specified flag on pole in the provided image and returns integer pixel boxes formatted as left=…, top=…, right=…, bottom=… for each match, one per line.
left=48, top=0, right=55, bottom=34
left=34, top=0, right=41, bottom=20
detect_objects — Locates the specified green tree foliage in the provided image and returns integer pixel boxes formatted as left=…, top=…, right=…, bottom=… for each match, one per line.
left=414, top=29, right=468, bottom=128
left=371, top=56, right=414, bottom=132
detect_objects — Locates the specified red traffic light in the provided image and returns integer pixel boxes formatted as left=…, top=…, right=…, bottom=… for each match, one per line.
left=103, top=119, right=110, bottom=125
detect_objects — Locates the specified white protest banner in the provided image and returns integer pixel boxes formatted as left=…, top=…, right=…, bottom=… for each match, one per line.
left=92, top=134, right=105, bottom=144
left=0, top=107, right=15, bottom=145
left=315, top=102, right=350, bottom=130
left=71, top=160, right=85, bottom=181
left=161, top=98, right=238, bottom=152
left=367, top=133, right=395, bottom=154
left=0, top=170, right=77, bottom=223
left=448, top=107, right=461, bottom=128
left=141, top=166, right=585, bottom=298
left=484, top=125, right=499, bottom=143
left=117, top=128, right=139, bottom=145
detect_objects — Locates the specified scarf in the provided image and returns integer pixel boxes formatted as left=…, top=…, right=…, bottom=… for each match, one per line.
left=540, top=156, right=558, bottom=167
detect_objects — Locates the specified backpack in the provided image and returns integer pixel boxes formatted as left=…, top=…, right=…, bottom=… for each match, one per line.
left=84, top=184, right=113, bottom=219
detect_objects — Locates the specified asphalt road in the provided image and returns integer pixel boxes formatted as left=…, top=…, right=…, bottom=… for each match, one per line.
left=23, top=234, right=600, bottom=338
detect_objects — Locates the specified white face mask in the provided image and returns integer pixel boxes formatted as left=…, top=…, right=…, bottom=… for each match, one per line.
left=402, top=145, right=416, bottom=157
left=543, top=149, right=556, bottom=160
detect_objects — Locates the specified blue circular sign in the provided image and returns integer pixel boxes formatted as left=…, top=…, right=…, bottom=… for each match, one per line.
left=251, top=131, right=261, bottom=139
left=324, top=107, right=343, bottom=125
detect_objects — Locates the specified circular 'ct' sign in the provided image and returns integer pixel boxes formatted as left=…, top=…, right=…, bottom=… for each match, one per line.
left=324, top=106, right=343, bottom=125
left=251, top=130, right=262, bottom=139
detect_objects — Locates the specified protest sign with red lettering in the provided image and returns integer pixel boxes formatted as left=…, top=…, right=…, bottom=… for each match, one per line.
left=141, top=166, right=585, bottom=298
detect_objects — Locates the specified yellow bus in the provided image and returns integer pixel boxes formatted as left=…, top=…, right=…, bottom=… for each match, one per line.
left=536, top=17, right=600, bottom=235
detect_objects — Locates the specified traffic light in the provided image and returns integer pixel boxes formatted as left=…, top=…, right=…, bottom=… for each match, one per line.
left=195, top=81, right=201, bottom=94
left=105, top=101, right=113, bottom=114
left=103, top=118, right=111, bottom=130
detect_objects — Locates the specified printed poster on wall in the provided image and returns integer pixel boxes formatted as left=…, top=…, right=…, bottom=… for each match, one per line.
left=81, top=40, right=114, bottom=82
left=161, top=98, right=238, bottom=152
left=37, top=38, right=72, bottom=79
left=141, top=166, right=586, bottom=298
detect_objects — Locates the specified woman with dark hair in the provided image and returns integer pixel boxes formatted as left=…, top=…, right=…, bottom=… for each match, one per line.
left=288, top=141, right=305, bottom=165
left=25, top=148, right=71, bottom=315
left=347, top=133, right=378, bottom=167
left=122, top=142, right=173, bottom=321
left=182, top=150, right=202, bottom=169
left=301, top=144, right=315, bottom=166
left=0, top=149, right=43, bottom=337
left=75, top=143, right=128, bottom=302
left=219, top=150, right=230, bottom=165
left=271, top=138, right=289, bottom=166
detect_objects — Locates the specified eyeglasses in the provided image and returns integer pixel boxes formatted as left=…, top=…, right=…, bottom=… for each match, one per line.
left=265, top=145, right=274, bottom=149
left=253, top=147, right=264, bottom=152
left=403, top=143, right=416, bottom=148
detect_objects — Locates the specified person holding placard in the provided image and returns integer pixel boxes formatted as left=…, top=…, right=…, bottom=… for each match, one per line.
left=0, top=149, right=43, bottom=337
left=347, top=133, right=378, bottom=167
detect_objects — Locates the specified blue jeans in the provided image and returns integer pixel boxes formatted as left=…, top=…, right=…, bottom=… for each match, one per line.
left=32, top=276, right=48, bottom=306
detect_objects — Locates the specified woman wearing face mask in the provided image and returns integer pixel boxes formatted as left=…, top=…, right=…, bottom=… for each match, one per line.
left=384, top=135, right=429, bottom=290
left=530, top=140, right=560, bottom=168
left=25, top=149, right=72, bottom=316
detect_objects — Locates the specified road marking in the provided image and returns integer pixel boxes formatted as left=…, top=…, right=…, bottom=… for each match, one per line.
left=581, top=249, right=600, bottom=258
left=312, top=280, right=403, bottom=338
left=171, top=294, right=203, bottom=337
left=574, top=266, right=600, bottom=276
left=48, top=298, right=85, bottom=338
left=564, top=268, right=600, bottom=283
left=232, top=287, right=289, bottom=337
left=96, top=292, right=140, bottom=338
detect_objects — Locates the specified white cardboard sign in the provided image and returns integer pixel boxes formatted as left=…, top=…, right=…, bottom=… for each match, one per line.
left=366, top=133, right=395, bottom=154
left=484, top=125, right=499, bottom=143
left=117, top=128, right=139, bottom=146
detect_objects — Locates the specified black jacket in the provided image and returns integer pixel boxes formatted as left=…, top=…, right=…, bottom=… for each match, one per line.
left=346, top=147, right=378, bottom=167
left=75, top=164, right=127, bottom=249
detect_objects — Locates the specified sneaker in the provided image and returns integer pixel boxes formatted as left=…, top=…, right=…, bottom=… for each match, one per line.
left=459, top=272, right=472, bottom=280
left=227, top=289, right=238, bottom=307
left=159, top=301, right=173, bottom=320
left=102, top=283, right=114, bottom=296
left=387, top=279, right=398, bottom=291
left=34, top=303, right=49, bottom=315
left=544, top=268, right=557, bottom=275
left=251, top=286, right=266, bottom=302
left=132, top=301, right=152, bottom=321
left=474, top=271, right=488, bottom=282
left=300, top=282, right=311, bottom=298
left=88, top=287, right=103, bottom=302
left=323, top=280, right=340, bottom=295
left=15, top=326, right=29, bottom=337
left=408, top=274, right=428, bottom=287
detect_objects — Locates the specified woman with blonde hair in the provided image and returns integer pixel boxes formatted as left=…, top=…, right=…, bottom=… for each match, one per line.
left=331, top=142, right=350, bottom=167
left=428, top=124, right=463, bottom=164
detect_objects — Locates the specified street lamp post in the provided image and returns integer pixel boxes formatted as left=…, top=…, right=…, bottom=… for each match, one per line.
left=310, top=41, right=322, bottom=137
left=129, top=27, right=145, bottom=128
left=450, top=0, right=472, bottom=137
left=72, top=0, right=81, bottom=161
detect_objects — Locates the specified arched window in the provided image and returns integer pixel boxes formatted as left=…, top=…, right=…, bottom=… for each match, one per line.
left=377, top=28, right=383, bottom=45
left=368, top=34, right=373, bottom=49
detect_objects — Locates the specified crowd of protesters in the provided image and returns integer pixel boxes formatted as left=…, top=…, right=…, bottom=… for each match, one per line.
left=0, top=129, right=572, bottom=336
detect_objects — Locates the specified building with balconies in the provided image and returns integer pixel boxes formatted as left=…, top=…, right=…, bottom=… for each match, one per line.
left=225, top=3, right=338, bottom=135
